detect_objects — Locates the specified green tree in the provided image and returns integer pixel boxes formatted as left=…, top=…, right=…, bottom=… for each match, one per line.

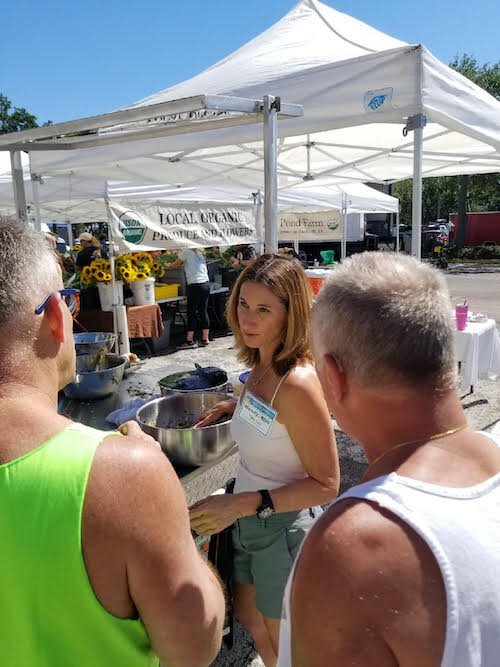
left=0, top=93, right=38, bottom=135
left=393, top=55, right=500, bottom=246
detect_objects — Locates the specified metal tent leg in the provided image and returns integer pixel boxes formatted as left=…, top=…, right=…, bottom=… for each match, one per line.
left=405, top=114, right=426, bottom=261
left=263, top=95, right=278, bottom=254
left=10, top=151, right=28, bottom=225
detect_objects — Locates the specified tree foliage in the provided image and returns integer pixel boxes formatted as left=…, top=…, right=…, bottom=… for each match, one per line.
left=0, top=94, right=39, bottom=135
left=393, top=55, right=500, bottom=231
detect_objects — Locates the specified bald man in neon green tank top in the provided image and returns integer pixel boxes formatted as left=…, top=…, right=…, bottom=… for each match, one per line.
left=0, top=217, right=225, bottom=666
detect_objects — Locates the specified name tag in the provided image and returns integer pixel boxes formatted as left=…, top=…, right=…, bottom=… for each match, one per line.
left=238, top=391, right=277, bottom=437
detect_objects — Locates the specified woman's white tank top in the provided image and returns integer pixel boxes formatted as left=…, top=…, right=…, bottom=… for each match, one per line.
left=232, top=369, right=307, bottom=493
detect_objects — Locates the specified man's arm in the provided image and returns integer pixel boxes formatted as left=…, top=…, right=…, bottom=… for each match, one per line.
left=289, top=499, right=446, bottom=667
left=84, top=436, right=225, bottom=666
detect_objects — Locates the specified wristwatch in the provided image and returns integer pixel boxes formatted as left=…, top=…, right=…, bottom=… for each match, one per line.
left=256, top=490, right=275, bottom=521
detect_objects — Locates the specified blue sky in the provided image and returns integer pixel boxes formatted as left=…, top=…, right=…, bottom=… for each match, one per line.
left=3, top=0, right=498, bottom=124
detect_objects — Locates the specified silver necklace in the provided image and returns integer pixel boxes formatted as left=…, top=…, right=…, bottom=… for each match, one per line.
left=248, top=363, right=273, bottom=389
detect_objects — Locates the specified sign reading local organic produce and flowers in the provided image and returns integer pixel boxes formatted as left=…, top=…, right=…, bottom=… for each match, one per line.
left=278, top=210, right=342, bottom=241
left=107, top=200, right=259, bottom=251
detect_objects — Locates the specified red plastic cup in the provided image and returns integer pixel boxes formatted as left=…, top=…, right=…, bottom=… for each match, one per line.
left=455, top=305, right=468, bottom=331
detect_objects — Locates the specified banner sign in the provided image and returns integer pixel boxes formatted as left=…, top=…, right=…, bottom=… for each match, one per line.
left=279, top=210, right=342, bottom=241
left=108, top=200, right=259, bottom=250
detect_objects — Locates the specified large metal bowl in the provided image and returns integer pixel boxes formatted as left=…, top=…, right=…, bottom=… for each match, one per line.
left=136, top=393, right=235, bottom=466
left=74, top=332, right=117, bottom=356
left=159, top=369, right=228, bottom=396
left=63, top=353, right=127, bottom=400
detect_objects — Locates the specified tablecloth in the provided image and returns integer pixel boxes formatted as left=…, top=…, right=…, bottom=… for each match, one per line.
left=454, top=319, right=500, bottom=393
left=126, top=304, right=164, bottom=338
left=75, top=304, right=164, bottom=339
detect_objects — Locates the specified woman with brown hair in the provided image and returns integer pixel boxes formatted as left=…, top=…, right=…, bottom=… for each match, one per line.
left=190, top=254, right=339, bottom=666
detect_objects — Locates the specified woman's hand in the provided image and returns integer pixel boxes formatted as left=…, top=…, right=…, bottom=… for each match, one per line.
left=194, top=399, right=236, bottom=428
left=189, top=495, right=241, bottom=536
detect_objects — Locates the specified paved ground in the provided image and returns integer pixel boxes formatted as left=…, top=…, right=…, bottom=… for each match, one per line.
left=127, top=290, right=500, bottom=666
left=444, top=263, right=500, bottom=323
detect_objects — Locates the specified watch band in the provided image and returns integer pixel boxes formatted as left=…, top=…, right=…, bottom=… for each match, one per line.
left=256, top=489, right=275, bottom=520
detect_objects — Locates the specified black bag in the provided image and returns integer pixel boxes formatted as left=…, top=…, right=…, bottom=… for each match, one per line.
left=208, top=478, right=235, bottom=649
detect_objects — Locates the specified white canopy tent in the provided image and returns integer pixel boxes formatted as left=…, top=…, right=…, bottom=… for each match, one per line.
left=0, top=174, right=398, bottom=221
left=8, top=0, right=497, bottom=259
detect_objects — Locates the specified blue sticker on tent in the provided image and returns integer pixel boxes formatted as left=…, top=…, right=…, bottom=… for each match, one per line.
left=364, top=87, right=393, bottom=112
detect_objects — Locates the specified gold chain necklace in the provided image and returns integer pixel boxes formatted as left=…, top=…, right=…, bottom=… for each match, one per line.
left=247, top=363, right=273, bottom=389
left=365, top=423, right=469, bottom=474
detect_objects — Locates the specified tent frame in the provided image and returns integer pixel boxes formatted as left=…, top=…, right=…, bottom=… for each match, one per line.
left=4, top=93, right=302, bottom=355
left=4, top=93, right=302, bottom=254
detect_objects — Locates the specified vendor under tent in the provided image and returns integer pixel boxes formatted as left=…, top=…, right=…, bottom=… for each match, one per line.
left=8, top=0, right=498, bottom=261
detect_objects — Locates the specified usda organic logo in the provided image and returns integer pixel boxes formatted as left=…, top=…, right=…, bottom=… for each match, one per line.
left=327, top=219, right=339, bottom=231
left=119, top=210, right=146, bottom=245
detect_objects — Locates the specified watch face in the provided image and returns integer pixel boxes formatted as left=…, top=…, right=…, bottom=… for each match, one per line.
left=258, top=507, right=275, bottom=520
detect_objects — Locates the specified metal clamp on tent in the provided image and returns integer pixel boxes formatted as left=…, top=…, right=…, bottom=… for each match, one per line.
left=403, top=113, right=427, bottom=137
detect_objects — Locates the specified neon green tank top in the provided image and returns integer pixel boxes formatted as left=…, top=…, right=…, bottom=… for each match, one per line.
left=0, top=422, right=158, bottom=666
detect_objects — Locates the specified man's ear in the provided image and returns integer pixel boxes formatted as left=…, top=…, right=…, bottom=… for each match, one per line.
left=323, top=354, right=347, bottom=402
left=44, top=293, right=66, bottom=344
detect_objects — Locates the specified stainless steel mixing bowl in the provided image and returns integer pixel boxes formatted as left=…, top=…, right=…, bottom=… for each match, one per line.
left=158, top=369, right=228, bottom=396
left=136, top=392, right=235, bottom=466
left=73, top=332, right=117, bottom=356
left=62, top=353, right=127, bottom=400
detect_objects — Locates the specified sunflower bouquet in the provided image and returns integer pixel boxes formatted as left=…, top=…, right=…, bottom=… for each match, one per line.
left=79, top=252, right=166, bottom=289
left=80, top=258, right=114, bottom=287
left=116, top=252, right=165, bottom=283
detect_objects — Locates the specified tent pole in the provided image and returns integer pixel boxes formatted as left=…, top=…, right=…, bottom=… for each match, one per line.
left=106, top=190, right=130, bottom=356
left=341, top=192, right=347, bottom=260
left=10, top=151, right=28, bottom=225
left=263, top=95, right=278, bottom=253
left=31, top=173, right=43, bottom=233
left=407, top=114, right=426, bottom=260
left=253, top=189, right=265, bottom=255
left=396, top=211, right=400, bottom=253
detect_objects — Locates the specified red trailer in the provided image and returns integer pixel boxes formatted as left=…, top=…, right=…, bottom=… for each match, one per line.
left=449, top=212, right=500, bottom=245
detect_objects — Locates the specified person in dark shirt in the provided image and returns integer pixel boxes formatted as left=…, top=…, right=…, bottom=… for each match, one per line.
left=75, top=232, right=101, bottom=270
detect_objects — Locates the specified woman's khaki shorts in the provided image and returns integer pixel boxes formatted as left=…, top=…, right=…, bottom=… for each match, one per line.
left=232, top=507, right=321, bottom=618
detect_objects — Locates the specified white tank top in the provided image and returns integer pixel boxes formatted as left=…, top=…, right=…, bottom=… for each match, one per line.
left=232, top=369, right=307, bottom=493
left=278, top=432, right=500, bottom=667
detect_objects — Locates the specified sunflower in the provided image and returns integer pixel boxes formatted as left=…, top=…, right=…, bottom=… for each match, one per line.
left=134, top=271, right=148, bottom=281
left=120, top=268, right=136, bottom=283
left=81, top=266, right=92, bottom=279
left=81, top=274, right=91, bottom=286
left=135, top=252, right=153, bottom=267
left=95, top=270, right=107, bottom=281
left=103, top=273, right=113, bottom=282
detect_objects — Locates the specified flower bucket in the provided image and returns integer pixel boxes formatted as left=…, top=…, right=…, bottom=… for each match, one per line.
left=97, top=281, right=124, bottom=312
left=130, top=277, right=156, bottom=306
